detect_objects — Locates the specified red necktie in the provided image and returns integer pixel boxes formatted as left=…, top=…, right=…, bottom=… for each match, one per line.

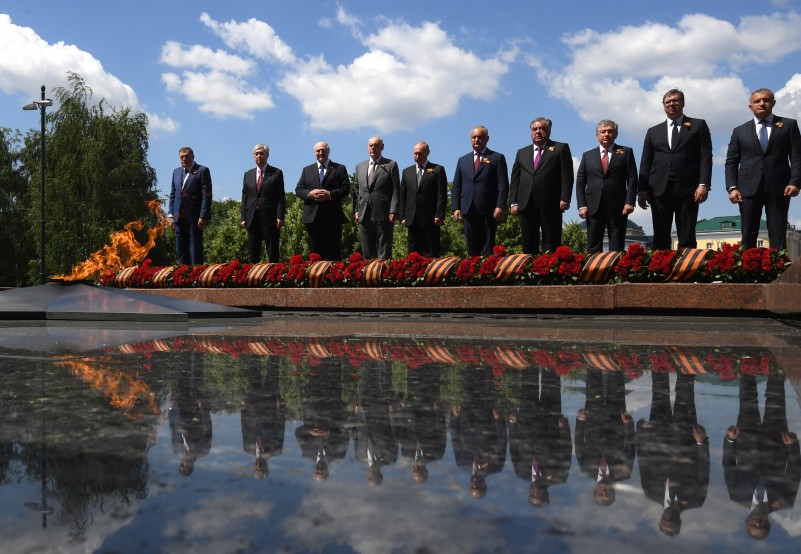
left=474, top=153, right=480, bottom=172
left=601, top=149, right=609, bottom=175
left=256, top=168, right=263, bottom=192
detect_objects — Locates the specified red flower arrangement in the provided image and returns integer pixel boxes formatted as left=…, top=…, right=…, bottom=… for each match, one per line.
left=99, top=244, right=790, bottom=288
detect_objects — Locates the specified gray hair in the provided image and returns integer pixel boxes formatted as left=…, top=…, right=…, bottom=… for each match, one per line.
left=530, top=118, right=552, bottom=131
left=596, top=120, right=618, bottom=132
left=253, top=144, right=270, bottom=155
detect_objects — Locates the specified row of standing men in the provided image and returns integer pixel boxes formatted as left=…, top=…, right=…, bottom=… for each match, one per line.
left=166, top=88, right=801, bottom=265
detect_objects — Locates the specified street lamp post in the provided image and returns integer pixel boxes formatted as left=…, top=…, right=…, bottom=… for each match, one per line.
left=23, top=85, right=53, bottom=285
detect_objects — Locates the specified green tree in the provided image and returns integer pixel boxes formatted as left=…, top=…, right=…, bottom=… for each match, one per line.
left=202, top=199, right=249, bottom=263
left=562, top=219, right=588, bottom=253
left=21, top=73, right=158, bottom=279
left=0, top=128, right=35, bottom=285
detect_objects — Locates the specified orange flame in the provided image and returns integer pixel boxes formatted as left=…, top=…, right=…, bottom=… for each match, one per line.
left=56, top=356, right=160, bottom=420
left=54, top=200, right=166, bottom=281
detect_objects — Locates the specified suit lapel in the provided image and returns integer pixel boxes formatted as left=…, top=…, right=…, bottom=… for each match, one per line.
left=766, top=117, right=782, bottom=152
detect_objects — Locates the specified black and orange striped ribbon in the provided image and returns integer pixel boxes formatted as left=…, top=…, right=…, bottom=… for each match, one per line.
left=307, top=340, right=331, bottom=358
left=495, top=344, right=529, bottom=368
left=364, top=338, right=384, bottom=361
left=115, top=266, right=138, bottom=288
left=198, top=263, right=225, bottom=287
left=248, top=341, right=273, bottom=356
left=423, top=256, right=458, bottom=286
left=665, top=249, right=710, bottom=282
left=363, top=259, right=385, bottom=286
left=669, top=346, right=706, bottom=374
left=494, top=254, right=531, bottom=284
left=582, top=351, right=620, bottom=372
left=246, top=263, right=274, bottom=286
left=152, top=266, right=175, bottom=288
left=579, top=251, right=622, bottom=284
left=306, top=260, right=332, bottom=288
left=424, top=340, right=458, bottom=364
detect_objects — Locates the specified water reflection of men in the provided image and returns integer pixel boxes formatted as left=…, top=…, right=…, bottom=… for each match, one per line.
left=295, top=357, right=349, bottom=481
left=637, top=373, right=709, bottom=536
left=451, top=365, right=507, bottom=498
left=168, top=350, right=212, bottom=476
left=509, top=366, right=571, bottom=507
left=354, top=359, right=399, bottom=486
left=723, top=375, right=800, bottom=540
left=395, top=362, right=446, bottom=484
left=241, top=356, right=285, bottom=479
left=575, top=369, right=635, bottom=506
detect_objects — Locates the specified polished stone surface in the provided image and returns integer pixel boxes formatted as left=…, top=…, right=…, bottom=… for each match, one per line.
left=0, top=314, right=799, bottom=553
left=0, top=282, right=261, bottom=321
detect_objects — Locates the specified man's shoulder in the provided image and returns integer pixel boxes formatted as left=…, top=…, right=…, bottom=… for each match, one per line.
left=515, top=144, right=533, bottom=155
left=774, top=115, right=798, bottom=128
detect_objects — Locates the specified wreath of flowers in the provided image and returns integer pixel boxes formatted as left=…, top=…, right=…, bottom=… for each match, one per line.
left=97, top=243, right=791, bottom=289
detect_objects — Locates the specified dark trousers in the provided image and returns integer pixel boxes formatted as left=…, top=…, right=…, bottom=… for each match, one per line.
left=175, top=218, right=204, bottom=265
left=462, top=211, right=497, bottom=256
left=306, top=221, right=343, bottom=261
left=247, top=213, right=280, bottom=263
left=740, top=184, right=790, bottom=249
left=519, top=203, right=562, bottom=254
left=651, top=179, right=698, bottom=249
left=407, top=221, right=441, bottom=257
left=586, top=197, right=628, bottom=253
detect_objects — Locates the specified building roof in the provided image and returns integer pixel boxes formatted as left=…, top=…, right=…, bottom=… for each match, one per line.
left=695, top=216, right=766, bottom=232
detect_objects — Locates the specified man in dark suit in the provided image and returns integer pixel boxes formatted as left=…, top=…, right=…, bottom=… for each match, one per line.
left=575, top=369, right=635, bottom=506
left=452, top=126, right=509, bottom=256
left=510, top=118, right=573, bottom=254
left=240, top=144, right=286, bottom=263
left=354, top=137, right=400, bottom=259
left=723, top=375, right=799, bottom=539
left=576, top=120, right=638, bottom=253
left=508, top=366, right=572, bottom=507
left=295, top=141, right=350, bottom=260
left=241, top=355, right=285, bottom=479
left=638, top=89, right=712, bottom=249
left=637, top=372, right=709, bottom=536
left=725, top=88, right=801, bottom=250
left=399, top=141, right=448, bottom=257
left=168, top=147, right=212, bottom=265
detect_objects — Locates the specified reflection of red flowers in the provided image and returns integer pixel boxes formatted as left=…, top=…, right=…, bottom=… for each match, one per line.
left=649, top=353, right=674, bottom=373
left=456, top=344, right=479, bottom=365
left=706, top=353, right=735, bottom=380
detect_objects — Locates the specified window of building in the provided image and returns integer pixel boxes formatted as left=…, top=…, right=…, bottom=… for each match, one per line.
left=757, top=240, right=764, bottom=247
left=721, top=221, right=735, bottom=229
left=706, top=242, right=714, bottom=249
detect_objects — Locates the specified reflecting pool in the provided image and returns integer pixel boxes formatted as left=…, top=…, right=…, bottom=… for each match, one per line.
left=0, top=315, right=799, bottom=553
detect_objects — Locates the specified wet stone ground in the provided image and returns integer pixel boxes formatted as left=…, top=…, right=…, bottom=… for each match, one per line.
left=0, top=314, right=799, bottom=553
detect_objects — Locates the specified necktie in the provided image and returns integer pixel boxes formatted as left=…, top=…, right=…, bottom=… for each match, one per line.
left=417, top=166, right=423, bottom=185
left=533, top=147, right=542, bottom=171
left=256, top=168, right=263, bottom=192
left=474, top=153, right=480, bottom=172
left=318, top=164, right=325, bottom=184
left=670, top=120, right=679, bottom=151
left=182, top=170, right=190, bottom=189
left=601, top=148, right=609, bottom=175
left=368, top=161, right=377, bottom=189
left=759, top=120, right=769, bottom=152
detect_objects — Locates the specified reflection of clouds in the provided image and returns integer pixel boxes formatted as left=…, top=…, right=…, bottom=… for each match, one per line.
left=162, top=494, right=272, bottom=551
left=770, top=511, right=801, bottom=538
left=282, top=482, right=505, bottom=553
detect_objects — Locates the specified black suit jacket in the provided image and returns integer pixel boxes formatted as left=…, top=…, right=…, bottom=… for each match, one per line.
left=724, top=116, right=801, bottom=196
left=295, top=161, right=350, bottom=225
left=510, top=141, right=573, bottom=211
left=240, top=164, right=286, bottom=227
left=576, top=144, right=638, bottom=215
left=639, top=117, right=713, bottom=197
left=400, top=162, right=448, bottom=226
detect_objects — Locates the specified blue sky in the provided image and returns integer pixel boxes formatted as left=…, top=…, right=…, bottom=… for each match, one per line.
left=3, top=0, right=801, bottom=234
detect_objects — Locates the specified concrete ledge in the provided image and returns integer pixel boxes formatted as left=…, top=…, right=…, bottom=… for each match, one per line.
left=132, top=282, right=778, bottom=314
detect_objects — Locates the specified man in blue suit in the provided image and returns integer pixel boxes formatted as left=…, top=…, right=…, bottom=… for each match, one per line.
left=725, top=88, right=801, bottom=250
left=638, top=89, right=712, bottom=250
left=576, top=120, right=638, bottom=253
left=452, top=126, right=509, bottom=256
left=168, top=147, right=212, bottom=265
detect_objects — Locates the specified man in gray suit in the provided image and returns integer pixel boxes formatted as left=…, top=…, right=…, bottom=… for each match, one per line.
left=355, top=136, right=401, bottom=259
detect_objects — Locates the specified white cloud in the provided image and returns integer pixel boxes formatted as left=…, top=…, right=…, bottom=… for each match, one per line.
left=335, top=4, right=362, bottom=32
left=199, top=12, right=296, bottom=64
left=280, top=20, right=512, bottom=132
left=538, top=12, right=801, bottom=139
left=0, top=15, right=178, bottom=134
left=161, top=70, right=274, bottom=119
left=160, top=40, right=254, bottom=76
